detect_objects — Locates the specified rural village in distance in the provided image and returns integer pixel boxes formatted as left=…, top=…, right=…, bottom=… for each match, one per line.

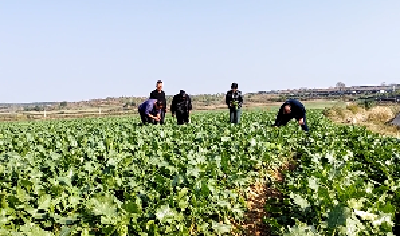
left=0, top=82, right=399, bottom=122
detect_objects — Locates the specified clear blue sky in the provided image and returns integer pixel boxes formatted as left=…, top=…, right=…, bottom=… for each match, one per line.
left=1, top=1, right=399, bottom=103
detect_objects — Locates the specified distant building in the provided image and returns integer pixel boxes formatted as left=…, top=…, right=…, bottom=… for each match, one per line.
left=257, top=84, right=400, bottom=98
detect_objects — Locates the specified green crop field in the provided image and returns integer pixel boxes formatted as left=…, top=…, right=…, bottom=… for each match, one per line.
left=0, top=110, right=399, bottom=236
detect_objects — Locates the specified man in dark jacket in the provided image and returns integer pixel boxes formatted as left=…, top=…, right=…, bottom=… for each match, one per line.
left=137, top=99, right=163, bottom=125
left=274, top=99, right=309, bottom=131
left=171, top=90, right=192, bottom=125
left=149, top=80, right=166, bottom=125
left=226, top=83, right=243, bottom=123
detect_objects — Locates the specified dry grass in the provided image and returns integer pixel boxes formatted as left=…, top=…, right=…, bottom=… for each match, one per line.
left=323, top=104, right=400, bottom=137
left=367, top=106, right=395, bottom=123
left=346, top=104, right=362, bottom=114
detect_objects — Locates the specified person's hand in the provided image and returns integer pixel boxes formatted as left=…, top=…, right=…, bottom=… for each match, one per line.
left=298, top=118, right=304, bottom=125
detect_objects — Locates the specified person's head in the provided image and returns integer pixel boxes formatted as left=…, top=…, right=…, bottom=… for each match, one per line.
left=154, top=100, right=163, bottom=110
left=231, top=83, right=238, bottom=92
left=179, top=90, right=186, bottom=98
left=156, top=80, right=163, bottom=91
left=283, top=105, right=291, bottom=114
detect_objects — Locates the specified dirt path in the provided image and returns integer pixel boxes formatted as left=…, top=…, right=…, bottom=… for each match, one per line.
left=233, top=160, right=297, bottom=236
left=237, top=183, right=281, bottom=236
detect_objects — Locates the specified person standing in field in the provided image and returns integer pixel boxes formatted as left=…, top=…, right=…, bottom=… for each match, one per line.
left=273, top=99, right=309, bottom=131
left=226, top=83, right=243, bottom=123
left=137, top=99, right=163, bottom=125
left=171, top=90, right=192, bottom=125
left=149, top=80, right=166, bottom=125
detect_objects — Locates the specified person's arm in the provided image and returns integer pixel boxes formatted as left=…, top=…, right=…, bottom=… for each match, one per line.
left=238, top=91, right=244, bottom=108
left=299, top=106, right=306, bottom=118
left=162, top=91, right=167, bottom=111
left=292, top=102, right=306, bottom=119
left=298, top=107, right=306, bottom=125
left=187, top=95, right=192, bottom=112
left=171, top=95, right=177, bottom=115
left=156, top=108, right=161, bottom=119
left=144, top=102, right=154, bottom=118
left=274, top=106, right=284, bottom=126
left=226, top=92, right=231, bottom=108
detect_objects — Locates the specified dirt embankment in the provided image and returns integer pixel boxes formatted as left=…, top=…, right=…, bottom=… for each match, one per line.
left=323, top=103, right=400, bottom=137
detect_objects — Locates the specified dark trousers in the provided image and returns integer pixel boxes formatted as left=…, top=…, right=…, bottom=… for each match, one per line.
left=153, top=110, right=165, bottom=125
left=230, top=108, right=241, bottom=123
left=278, top=114, right=309, bottom=131
left=176, top=112, right=189, bottom=125
left=139, top=111, right=152, bottom=125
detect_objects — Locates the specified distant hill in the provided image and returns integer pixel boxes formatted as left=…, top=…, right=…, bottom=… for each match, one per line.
left=1, top=83, right=399, bottom=110
left=0, top=102, right=59, bottom=107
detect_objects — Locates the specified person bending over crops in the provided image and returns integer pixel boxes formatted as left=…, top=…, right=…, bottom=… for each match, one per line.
left=137, top=99, right=163, bottom=125
left=274, top=99, right=309, bottom=131
left=226, top=83, right=243, bottom=124
left=171, top=90, right=192, bottom=125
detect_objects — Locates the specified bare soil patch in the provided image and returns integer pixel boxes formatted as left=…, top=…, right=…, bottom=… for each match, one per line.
left=232, top=160, right=298, bottom=236
left=232, top=183, right=279, bottom=236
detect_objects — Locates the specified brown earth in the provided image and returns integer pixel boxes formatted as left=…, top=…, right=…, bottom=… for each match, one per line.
left=232, top=160, right=298, bottom=236
left=232, top=183, right=280, bottom=236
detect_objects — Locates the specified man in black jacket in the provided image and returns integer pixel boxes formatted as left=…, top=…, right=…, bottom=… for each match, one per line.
left=274, top=99, right=309, bottom=131
left=226, top=83, right=243, bottom=123
left=171, top=90, right=192, bottom=125
left=149, top=80, right=167, bottom=125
